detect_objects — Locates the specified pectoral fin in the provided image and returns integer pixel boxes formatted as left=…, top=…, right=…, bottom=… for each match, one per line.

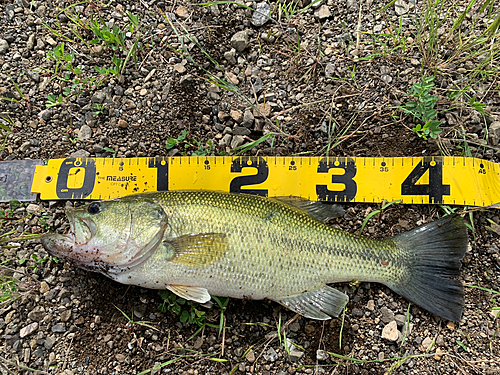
left=162, top=233, right=228, bottom=267
left=167, top=284, right=211, bottom=303
left=271, top=286, right=349, bottom=320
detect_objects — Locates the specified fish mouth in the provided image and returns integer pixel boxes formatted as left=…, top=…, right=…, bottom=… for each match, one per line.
left=66, top=210, right=96, bottom=246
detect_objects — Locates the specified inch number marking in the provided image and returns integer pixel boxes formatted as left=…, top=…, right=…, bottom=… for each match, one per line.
left=316, top=157, right=357, bottom=202
left=56, top=158, right=96, bottom=199
left=230, top=156, right=269, bottom=196
left=149, top=158, right=169, bottom=191
left=401, top=158, right=450, bottom=203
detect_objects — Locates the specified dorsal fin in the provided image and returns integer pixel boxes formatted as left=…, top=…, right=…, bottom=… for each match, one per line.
left=273, top=197, right=344, bottom=223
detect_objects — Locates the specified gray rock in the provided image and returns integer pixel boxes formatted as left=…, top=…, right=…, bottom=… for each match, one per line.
left=488, top=121, right=500, bottom=146
left=380, top=306, right=395, bottom=323
left=242, top=110, right=254, bottom=128
left=27, top=306, right=45, bottom=321
left=289, top=347, right=304, bottom=362
left=44, top=335, right=56, bottom=350
left=352, top=308, right=363, bottom=317
left=27, top=34, right=36, bottom=50
left=233, top=126, right=251, bottom=136
left=395, top=314, right=407, bottom=327
left=252, top=2, right=271, bottom=27
left=224, top=48, right=236, bottom=65
left=0, top=39, right=10, bottom=54
left=252, top=76, right=263, bottom=94
left=91, top=91, right=106, bottom=104
left=231, top=30, right=250, bottom=52
left=381, top=74, right=392, bottom=84
left=254, top=118, right=265, bottom=132
left=20, top=322, right=38, bottom=338
left=263, top=347, right=278, bottom=362
left=69, top=150, right=91, bottom=158
left=325, top=63, right=335, bottom=78
left=245, top=349, right=255, bottom=362
left=27, top=70, right=40, bottom=83
left=20, top=141, right=31, bottom=152
left=316, top=349, right=329, bottom=361
left=230, top=135, right=245, bottom=148
left=395, top=0, right=409, bottom=15
left=26, top=204, right=41, bottom=214
left=314, top=5, right=331, bottom=19
left=219, top=134, right=232, bottom=147
left=33, top=348, right=44, bottom=358
left=347, top=0, right=358, bottom=10
left=51, top=324, right=66, bottom=333
left=6, top=5, right=15, bottom=20
left=12, top=52, right=21, bottom=61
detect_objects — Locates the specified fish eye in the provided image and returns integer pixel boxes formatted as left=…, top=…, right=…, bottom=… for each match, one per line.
left=87, top=202, right=101, bottom=215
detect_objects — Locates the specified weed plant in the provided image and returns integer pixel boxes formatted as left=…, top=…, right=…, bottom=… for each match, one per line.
left=41, top=6, right=143, bottom=108
left=399, top=76, right=442, bottom=140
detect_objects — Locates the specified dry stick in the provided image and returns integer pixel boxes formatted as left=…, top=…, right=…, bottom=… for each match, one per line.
left=356, top=4, right=362, bottom=51
left=61, top=336, right=74, bottom=372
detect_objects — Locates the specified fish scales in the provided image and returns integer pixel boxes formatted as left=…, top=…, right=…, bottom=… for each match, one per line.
left=42, top=190, right=468, bottom=322
left=119, top=191, right=402, bottom=297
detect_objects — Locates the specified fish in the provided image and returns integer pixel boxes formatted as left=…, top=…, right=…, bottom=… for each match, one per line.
left=41, top=191, right=468, bottom=322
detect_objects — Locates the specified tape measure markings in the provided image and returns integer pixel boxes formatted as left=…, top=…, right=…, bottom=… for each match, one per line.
left=29, top=156, right=500, bottom=206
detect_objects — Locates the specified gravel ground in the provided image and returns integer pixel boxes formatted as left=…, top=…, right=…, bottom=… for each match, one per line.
left=1, top=0, right=500, bottom=374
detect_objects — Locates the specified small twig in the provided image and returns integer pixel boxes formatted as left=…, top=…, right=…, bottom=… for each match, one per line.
left=61, top=335, right=74, bottom=372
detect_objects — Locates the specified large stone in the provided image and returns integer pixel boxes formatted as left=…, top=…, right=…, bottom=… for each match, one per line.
left=0, top=39, right=9, bottom=54
left=381, top=321, right=399, bottom=341
left=20, top=322, right=38, bottom=338
left=252, top=2, right=271, bottom=27
left=488, top=121, right=500, bottom=146
left=395, top=0, right=409, bottom=15
left=242, top=110, right=254, bottom=128
left=78, top=125, right=92, bottom=140
left=233, top=126, right=251, bottom=136
left=253, top=103, right=271, bottom=118
left=231, top=30, right=250, bottom=52
left=314, top=5, right=331, bottom=20
left=230, top=135, right=245, bottom=148
left=380, top=306, right=395, bottom=323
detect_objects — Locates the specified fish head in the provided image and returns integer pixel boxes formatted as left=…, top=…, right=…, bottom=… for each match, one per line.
left=42, top=196, right=167, bottom=273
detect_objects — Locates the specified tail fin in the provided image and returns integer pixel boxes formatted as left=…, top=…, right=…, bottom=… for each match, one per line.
left=388, top=214, right=468, bottom=322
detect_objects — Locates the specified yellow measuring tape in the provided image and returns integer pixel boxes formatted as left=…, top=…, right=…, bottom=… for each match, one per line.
left=31, top=156, right=500, bottom=206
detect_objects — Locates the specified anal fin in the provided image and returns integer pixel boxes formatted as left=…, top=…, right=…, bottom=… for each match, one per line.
left=271, top=286, right=348, bottom=320
left=167, top=284, right=211, bottom=303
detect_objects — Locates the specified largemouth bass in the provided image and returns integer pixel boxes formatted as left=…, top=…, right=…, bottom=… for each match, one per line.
left=42, top=191, right=467, bottom=321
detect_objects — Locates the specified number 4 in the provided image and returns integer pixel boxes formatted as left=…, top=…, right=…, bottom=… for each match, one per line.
left=401, top=158, right=450, bottom=204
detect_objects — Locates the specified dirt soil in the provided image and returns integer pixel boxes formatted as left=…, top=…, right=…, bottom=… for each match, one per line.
left=0, top=0, right=499, bottom=374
